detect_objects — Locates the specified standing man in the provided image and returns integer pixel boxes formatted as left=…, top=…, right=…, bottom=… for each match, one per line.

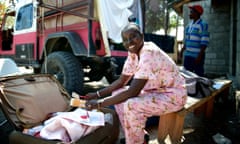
left=181, top=5, right=209, bottom=76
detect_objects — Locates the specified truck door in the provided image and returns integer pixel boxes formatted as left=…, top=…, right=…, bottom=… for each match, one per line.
left=13, top=1, right=38, bottom=65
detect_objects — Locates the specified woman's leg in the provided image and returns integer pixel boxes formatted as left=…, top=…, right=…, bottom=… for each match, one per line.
left=115, top=91, right=185, bottom=144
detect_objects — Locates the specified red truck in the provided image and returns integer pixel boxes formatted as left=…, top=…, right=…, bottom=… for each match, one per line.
left=0, top=0, right=145, bottom=94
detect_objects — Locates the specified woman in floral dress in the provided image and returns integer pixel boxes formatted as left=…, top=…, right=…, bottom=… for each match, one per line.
left=85, top=23, right=187, bottom=144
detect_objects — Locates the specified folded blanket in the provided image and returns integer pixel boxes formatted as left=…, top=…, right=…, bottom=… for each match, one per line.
left=39, top=108, right=105, bottom=143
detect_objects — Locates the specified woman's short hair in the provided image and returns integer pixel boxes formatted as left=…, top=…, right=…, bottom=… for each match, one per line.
left=121, top=22, right=142, bottom=35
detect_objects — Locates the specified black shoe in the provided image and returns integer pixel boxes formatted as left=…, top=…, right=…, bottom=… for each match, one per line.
left=120, top=138, right=125, bottom=144
left=143, top=134, right=150, bottom=144
left=120, top=134, right=149, bottom=144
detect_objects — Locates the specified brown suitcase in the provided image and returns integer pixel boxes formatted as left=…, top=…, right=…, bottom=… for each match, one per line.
left=0, top=74, right=119, bottom=144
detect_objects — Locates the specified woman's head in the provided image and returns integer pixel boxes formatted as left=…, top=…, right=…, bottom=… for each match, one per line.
left=121, top=23, right=144, bottom=54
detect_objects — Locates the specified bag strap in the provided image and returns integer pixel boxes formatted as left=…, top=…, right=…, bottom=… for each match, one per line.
left=0, top=88, right=16, bottom=111
left=0, top=79, right=41, bottom=129
left=0, top=97, right=20, bottom=130
left=16, top=108, right=43, bottom=129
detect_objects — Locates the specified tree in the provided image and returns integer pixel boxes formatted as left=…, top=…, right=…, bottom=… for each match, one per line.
left=144, top=0, right=182, bottom=34
left=0, top=1, right=7, bottom=28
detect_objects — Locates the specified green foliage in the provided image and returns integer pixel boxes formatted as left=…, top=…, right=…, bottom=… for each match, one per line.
left=169, top=12, right=179, bottom=28
left=144, top=0, right=182, bottom=34
left=0, top=2, right=7, bottom=24
left=0, top=1, right=15, bottom=30
left=145, top=6, right=165, bottom=33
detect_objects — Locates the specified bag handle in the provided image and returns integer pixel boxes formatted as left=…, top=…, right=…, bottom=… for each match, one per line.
left=24, top=76, right=36, bottom=82
left=0, top=98, right=17, bottom=130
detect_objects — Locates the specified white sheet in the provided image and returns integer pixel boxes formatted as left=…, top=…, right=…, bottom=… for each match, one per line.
left=98, top=0, right=134, bottom=43
left=40, top=108, right=105, bottom=143
left=0, top=58, right=20, bottom=76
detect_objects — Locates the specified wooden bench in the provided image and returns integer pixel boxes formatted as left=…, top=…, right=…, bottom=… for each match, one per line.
left=157, top=79, right=232, bottom=143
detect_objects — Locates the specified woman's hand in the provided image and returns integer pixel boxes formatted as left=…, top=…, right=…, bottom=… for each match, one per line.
left=84, top=92, right=98, bottom=100
left=85, top=99, right=102, bottom=110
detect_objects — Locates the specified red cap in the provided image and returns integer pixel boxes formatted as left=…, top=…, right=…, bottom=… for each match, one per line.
left=189, top=5, right=204, bottom=15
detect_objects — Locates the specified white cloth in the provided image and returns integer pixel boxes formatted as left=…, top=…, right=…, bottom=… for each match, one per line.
left=98, top=0, right=134, bottom=43
left=40, top=108, right=105, bottom=143
left=0, top=58, right=20, bottom=76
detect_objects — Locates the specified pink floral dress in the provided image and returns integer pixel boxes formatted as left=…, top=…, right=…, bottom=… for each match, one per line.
left=113, top=42, right=187, bottom=144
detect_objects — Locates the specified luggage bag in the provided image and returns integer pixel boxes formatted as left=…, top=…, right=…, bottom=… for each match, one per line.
left=0, top=107, right=14, bottom=144
left=0, top=74, right=119, bottom=144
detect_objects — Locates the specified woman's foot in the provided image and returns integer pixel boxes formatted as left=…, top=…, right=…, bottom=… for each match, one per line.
left=120, top=138, right=125, bottom=144
left=143, top=133, right=150, bottom=144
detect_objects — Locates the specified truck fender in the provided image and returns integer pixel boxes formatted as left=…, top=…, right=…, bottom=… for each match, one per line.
left=44, top=31, right=87, bottom=56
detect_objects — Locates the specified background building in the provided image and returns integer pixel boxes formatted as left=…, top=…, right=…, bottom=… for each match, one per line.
left=172, top=0, right=240, bottom=90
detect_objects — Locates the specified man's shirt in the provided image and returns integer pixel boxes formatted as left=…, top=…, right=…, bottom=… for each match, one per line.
left=184, top=19, right=209, bottom=58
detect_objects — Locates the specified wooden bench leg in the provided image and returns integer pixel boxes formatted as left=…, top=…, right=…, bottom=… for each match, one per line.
left=158, top=112, right=185, bottom=143
left=170, top=113, right=185, bottom=143
left=193, top=104, right=206, bottom=116
left=205, top=96, right=215, bottom=118
left=192, top=96, right=215, bottom=119
left=235, top=91, right=240, bottom=120
left=158, top=113, right=176, bottom=142
left=219, top=86, right=230, bottom=102
left=205, top=87, right=230, bottom=119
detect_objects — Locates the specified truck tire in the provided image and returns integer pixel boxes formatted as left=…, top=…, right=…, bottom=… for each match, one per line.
left=105, top=70, right=119, bottom=84
left=41, top=51, right=84, bottom=95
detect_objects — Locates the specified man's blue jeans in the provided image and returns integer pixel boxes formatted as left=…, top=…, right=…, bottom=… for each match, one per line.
left=183, top=55, right=205, bottom=76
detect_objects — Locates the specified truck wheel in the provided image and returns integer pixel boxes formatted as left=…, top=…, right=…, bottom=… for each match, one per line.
left=105, top=70, right=119, bottom=84
left=104, top=58, right=119, bottom=83
left=41, top=51, right=84, bottom=95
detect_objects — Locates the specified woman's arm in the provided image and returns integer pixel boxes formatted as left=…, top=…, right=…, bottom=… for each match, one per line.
left=85, top=74, right=131, bottom=99
left=98, top=74, right=132, bottom=97
left=85, top=77, right=147, bottom=110
left=101, top=78, right=148, bottom=106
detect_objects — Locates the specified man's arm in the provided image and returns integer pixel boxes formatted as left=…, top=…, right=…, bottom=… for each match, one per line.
left=195, top=45, right=207, bottom=64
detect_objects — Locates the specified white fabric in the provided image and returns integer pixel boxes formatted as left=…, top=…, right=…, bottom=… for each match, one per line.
left=40, top=108, right=105, bottom=143
left=0, top=58, right=20, bottom=76
left=98, top=0, right=134, bottom=43
left=128, top=0, right=143, bottom=30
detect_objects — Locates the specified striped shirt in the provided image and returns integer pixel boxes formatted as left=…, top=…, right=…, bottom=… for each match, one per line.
left=184, top=19, right=209, bottom=58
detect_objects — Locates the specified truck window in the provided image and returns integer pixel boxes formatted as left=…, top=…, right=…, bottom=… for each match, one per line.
left=16, top=4, right=33, bottom=31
